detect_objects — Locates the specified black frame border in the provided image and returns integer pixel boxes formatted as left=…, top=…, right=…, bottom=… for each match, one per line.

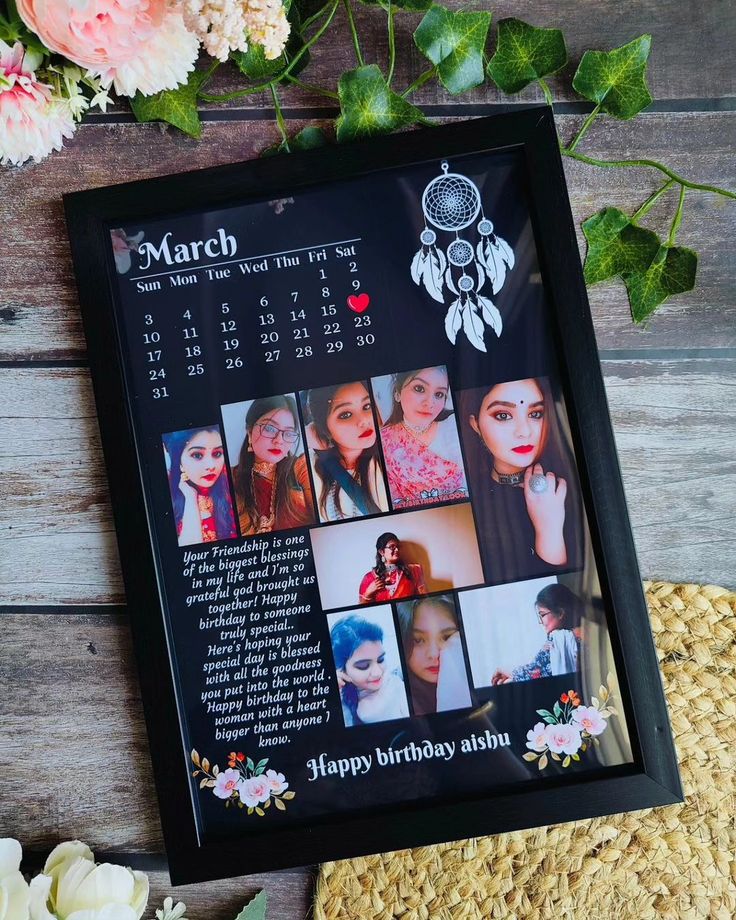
left=63, top=107, right=681, bottom=886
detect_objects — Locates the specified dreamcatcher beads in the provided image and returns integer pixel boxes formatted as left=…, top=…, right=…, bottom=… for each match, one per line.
left=411, top=160, right=515, bottom=352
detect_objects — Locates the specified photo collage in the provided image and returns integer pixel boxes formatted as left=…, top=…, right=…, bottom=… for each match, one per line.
left=162, top=366, right=592, bottom=730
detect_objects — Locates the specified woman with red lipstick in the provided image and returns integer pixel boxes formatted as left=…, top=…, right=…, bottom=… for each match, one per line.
left=329, top=614, right=409, bottom=726
left=232, top=395, right=315, bottom=536
left=304, top=381, right=389, bottom=522
left=397, top=595, right=471, bottom=716
left=378, top=366, right=468, bottom=509
left=163, top=426, right=237, bottom=546
left=358, top=532, right=427, bottom=604
left=458, top=377, right=583, bottom=583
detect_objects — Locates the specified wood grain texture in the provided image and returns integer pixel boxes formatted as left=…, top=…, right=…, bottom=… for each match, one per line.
left=1, top=113, right=734, bottom=360
left=189, top=0, right=736, bottom=109
left=1, top=359, right=733, bottom=606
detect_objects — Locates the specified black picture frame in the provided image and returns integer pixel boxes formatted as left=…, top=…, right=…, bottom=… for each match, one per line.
left=63, top=107, right=681, bottom=885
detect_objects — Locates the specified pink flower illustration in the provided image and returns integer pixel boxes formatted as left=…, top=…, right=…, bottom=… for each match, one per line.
left=525, top=721, right=549, bottom=753
left=543, top=722, right=582, bottom=756
left=16, top=0, right=198, bottom=97
left=0, top=41, right=75, bottom=166
left=572, top=705, right=608, bottom=736
left=213, top=768, right=242, bottom=800
left=265, top=769, right=288, bottom=794
left=240, top=776, right=272, bottom=807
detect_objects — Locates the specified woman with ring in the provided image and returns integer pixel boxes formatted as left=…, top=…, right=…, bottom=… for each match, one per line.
left=304, top=381, right=389, bottom=522
left=491, top=583, right=582, bottom=684
left=358, top=532, right=427, bottom=604
left=458, top=377, right=583, bottom=584
left=232, top=395, right=315, bottom=535
left=379, top=366, right=468, bottom=509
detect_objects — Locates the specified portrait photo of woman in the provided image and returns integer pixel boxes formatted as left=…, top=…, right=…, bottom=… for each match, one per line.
left=397, top=594, right=472, bottom=717
left=458, top=376, right=583, bottom=584
left=162, top=425, right=237, bottom=547
left=358, top=532, right=427, bottom=604
left=301, top=381, right=389, bottom=523
left=459, top=577, right=584, bottom=690
left=221, top=394, right=316, bottom=536
left=328, top=609, right=409, bottom=728
left=374, top=366, right=468, bottom=509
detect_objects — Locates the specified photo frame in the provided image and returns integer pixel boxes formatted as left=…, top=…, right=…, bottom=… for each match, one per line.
left=63, top=108, right=681, bottom=885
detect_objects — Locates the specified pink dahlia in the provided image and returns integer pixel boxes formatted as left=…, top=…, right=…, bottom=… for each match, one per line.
left=0, top=41, right=75, bottom=166
left=16, top=0, right=199, bottom=97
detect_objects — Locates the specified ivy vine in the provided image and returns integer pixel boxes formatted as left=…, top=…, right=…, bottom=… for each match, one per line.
left=129, top=2, right=734, bottom=323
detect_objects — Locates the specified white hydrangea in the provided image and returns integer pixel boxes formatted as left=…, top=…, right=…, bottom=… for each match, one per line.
left=183, top=0, right=289, bottom=63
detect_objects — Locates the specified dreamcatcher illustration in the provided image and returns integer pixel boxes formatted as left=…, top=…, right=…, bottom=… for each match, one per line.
left=410, top=161, right=515, bottom=352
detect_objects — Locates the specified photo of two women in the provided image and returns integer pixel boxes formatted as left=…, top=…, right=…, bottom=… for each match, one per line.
left=327, top=594, right=473, bottom=728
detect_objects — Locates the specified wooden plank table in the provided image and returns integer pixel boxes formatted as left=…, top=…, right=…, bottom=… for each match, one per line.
left=1, top=2, right=734, bottom=915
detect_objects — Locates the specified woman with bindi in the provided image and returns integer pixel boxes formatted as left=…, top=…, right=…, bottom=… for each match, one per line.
left=164, top=426, right=237, bottom=546
left=232, top=395, right=315, bottom=535
left=379, top=366, right=468, bottom=509
left=305, top=381, right=389, bottom=522
left=459, top=377, right=583, bottom=584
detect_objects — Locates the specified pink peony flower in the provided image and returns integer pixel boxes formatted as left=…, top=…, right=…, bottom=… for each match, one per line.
left=525, top=721, right=548, bottom=753
left=213, top=767, right=241, bottom=799
left=572, top=705, right=608, bottom=736
left=239, top=775, right=272, bottom=807
left=543, top=722, right=582, bottom=756
left=16, top=0, right=199, bottom=97
left=265, top=769, right=288, bottom=794
left=0, top=41, right=75, bottom=166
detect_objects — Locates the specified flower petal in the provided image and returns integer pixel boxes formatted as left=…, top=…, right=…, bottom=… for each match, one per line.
left=72, top=864, right=134, bottom=911
left=0, top=840, right=22, bottom=879
left=0, top=871, right=31, bottom=920
left=67, top=907, right=137, bottom=920
left=129, top=872, right=148, bottom=920
left=55, top=858, right=96, bottom=917
left=29, top=874, right=55, bottom=920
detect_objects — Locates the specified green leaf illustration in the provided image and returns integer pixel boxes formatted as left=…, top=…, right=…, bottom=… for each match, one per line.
left=582, top=207, right=660, bottom=284
left=130, top=71, right=206, bottom=139
left=572, top=34, right=652, bottom=119
left=624, top=244, right=697, bottom=323
left=234, top=890, right=267, bottom=920
left=336, top=65, right=425, bottom=141
left=414, top=5, right=491, bottom=95
left=487, top=18, right=566, bottom=93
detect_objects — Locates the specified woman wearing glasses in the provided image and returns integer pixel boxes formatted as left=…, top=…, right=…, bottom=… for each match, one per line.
left=358, top=532, right=427, bottom=604
left=491, top=583, right=582, bottom=684
left=232, top=394, right=316, bottom=535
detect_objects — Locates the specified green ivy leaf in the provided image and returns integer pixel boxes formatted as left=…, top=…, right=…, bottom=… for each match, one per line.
left=129, top=71, right=206, bottom=139
left=487, top=18, right=566, bottom=93
left=414, top=4, right=491, bottom=95
left=336, top=65, right=424, bottom=142
left=624, top=245, right=697, bottom=323
left=582, top=207, right=660, bottom=284
left=572, top=34, right=652, bottom=119
left=260, top=126, right=329, bottom=157
left=233, top=890, right=267, bottom=920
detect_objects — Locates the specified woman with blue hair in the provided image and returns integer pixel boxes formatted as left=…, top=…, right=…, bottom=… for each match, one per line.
left=329, top=614, right=409, bottom=727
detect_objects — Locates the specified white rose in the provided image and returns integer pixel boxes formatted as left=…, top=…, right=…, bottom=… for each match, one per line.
left=29, top=842, right=148, bottom=920
left=0, top=838, right=30, bottom=920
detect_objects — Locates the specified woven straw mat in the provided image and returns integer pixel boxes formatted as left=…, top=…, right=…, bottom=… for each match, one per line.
left=314, top=582, right=736, bottom=920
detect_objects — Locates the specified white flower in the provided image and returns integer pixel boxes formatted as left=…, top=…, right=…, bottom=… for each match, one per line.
left=0, top=838, right=31, bottom=920
left=155, top=897, right=187, bottom=920
left=543, top=722, right=582, bottom=757
left=28, top=841, right=148, bottom=920
left=525, top=721, right=548, bottom=753
left=0, top=41, right=76, bottom=166
left=243, top=0, right=290, bottom=60
left=183, top=0, right=289, bottom=62
left=571, top=705, right=608, bottom=736
left=264, top=769, right=288, bottom=795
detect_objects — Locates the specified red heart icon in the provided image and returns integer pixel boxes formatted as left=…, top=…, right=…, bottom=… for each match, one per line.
left=347, top=293, right=370, bottom=313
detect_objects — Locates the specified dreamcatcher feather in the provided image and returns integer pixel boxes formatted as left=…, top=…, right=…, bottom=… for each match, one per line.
left=410, top=162, right=516, bottom=352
